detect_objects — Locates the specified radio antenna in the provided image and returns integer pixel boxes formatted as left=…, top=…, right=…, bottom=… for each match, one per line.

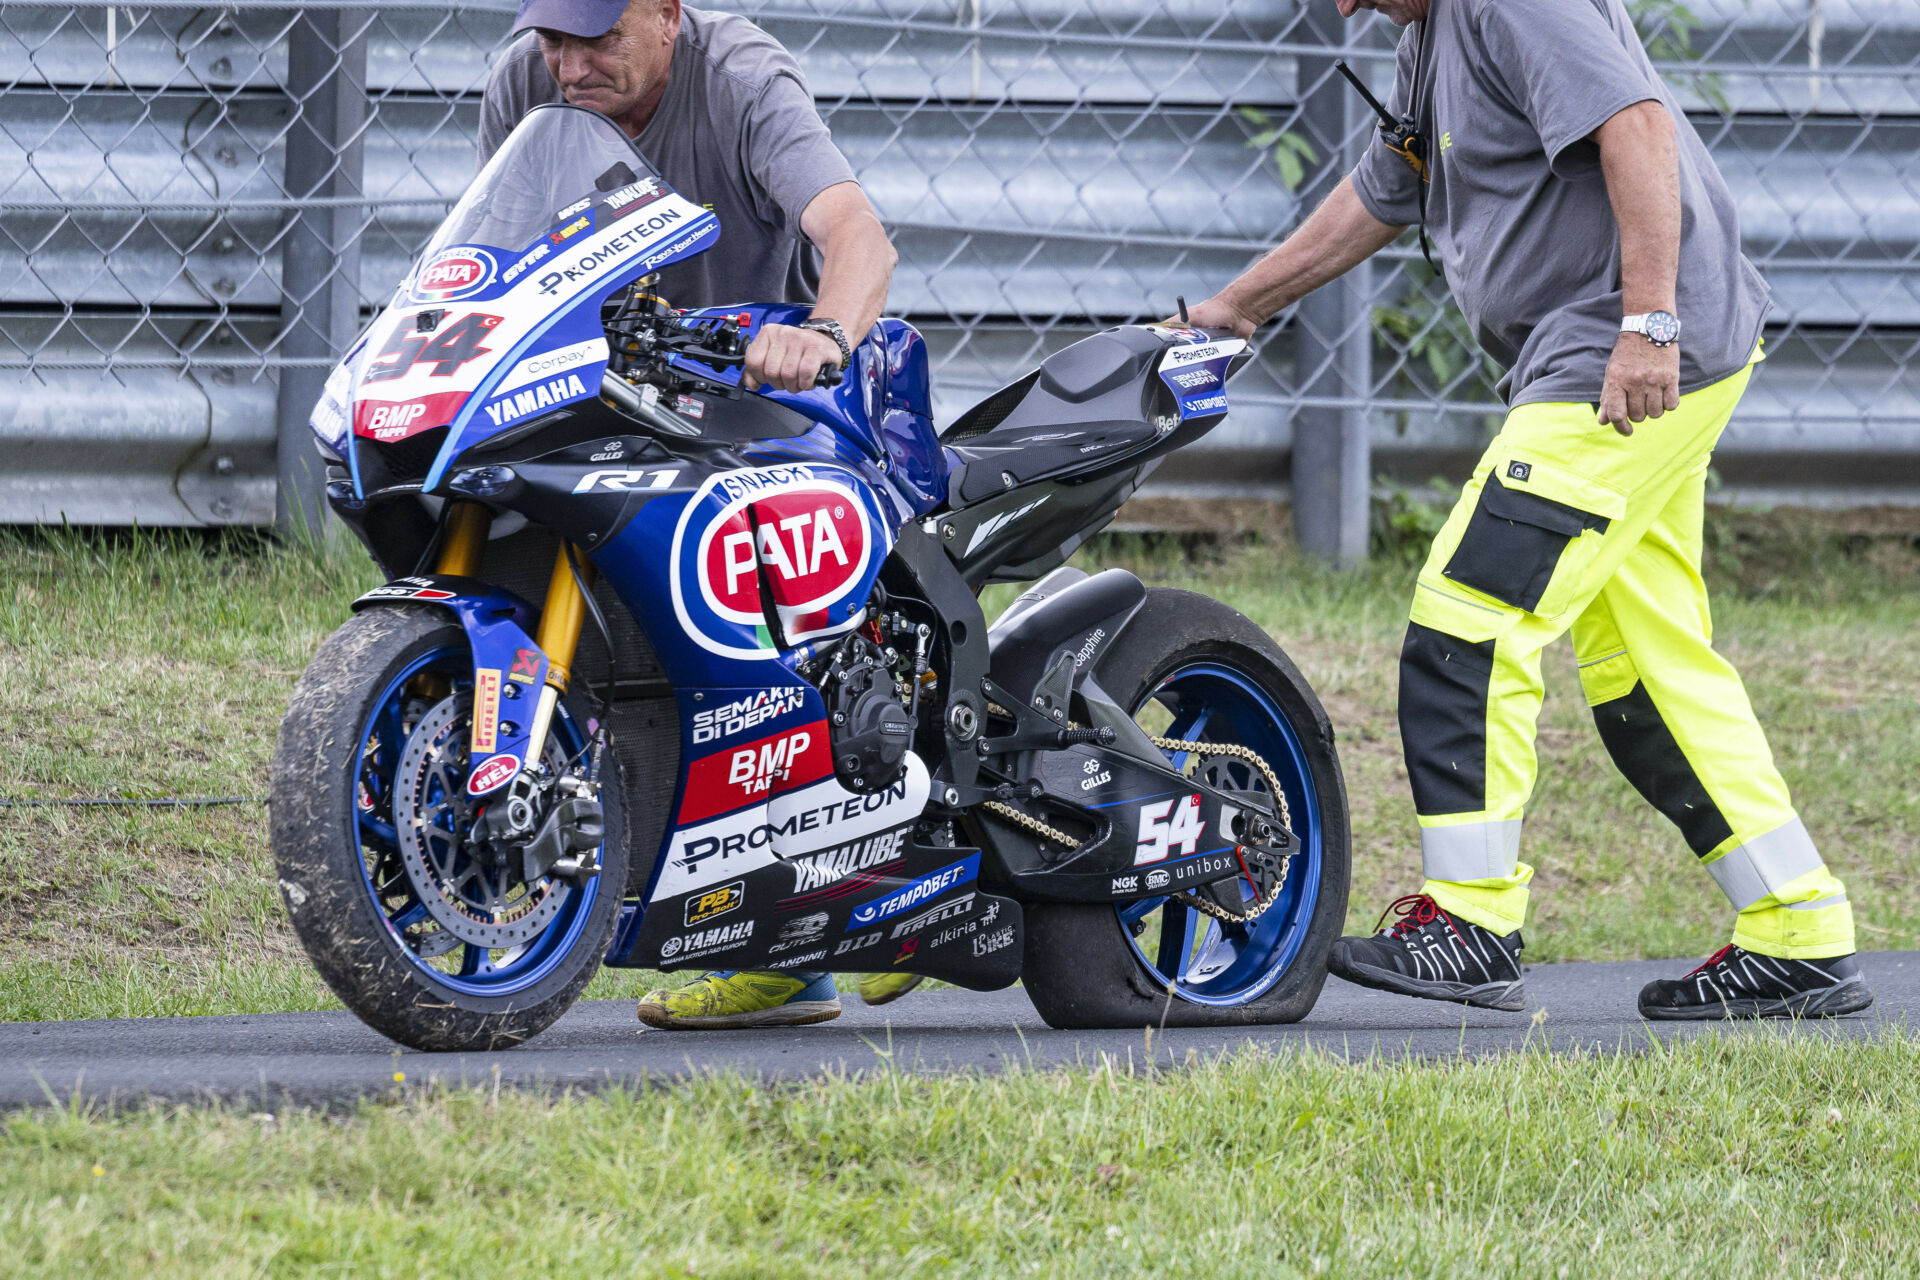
left=1333, top=59, right=1396, bottom=128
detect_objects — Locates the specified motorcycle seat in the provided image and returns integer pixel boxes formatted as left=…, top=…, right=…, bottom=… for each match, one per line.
left=939, top=327, right=1168, bottom=509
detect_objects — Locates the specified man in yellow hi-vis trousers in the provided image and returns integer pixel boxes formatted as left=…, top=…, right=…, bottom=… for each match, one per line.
left=1186, top=0, right=1870, bottom=1019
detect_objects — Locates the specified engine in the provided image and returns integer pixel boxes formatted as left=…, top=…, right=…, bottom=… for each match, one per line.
left=820, top=631, right=915, bottom=793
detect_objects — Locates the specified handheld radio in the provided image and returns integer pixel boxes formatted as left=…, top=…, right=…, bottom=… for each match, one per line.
left=1332, top=39, right=1441, bottom=273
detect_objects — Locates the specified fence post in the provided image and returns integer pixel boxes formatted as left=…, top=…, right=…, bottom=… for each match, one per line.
left=274, top=8, right=368, bottom=542
left=1290, top=5, right=1373, bottom=567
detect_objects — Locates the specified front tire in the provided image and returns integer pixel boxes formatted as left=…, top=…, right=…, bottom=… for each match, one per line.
left=1021, top=589, right=1350, bottom=1028
left=271, top=606, right=627, bottom=1052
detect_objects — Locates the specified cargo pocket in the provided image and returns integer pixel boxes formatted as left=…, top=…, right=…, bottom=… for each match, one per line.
left=1442, top=460, right=1620, bottom=617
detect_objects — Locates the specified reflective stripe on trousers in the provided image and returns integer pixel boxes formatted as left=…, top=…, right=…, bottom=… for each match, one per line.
left=1397, top=357, right=1854, bottom=960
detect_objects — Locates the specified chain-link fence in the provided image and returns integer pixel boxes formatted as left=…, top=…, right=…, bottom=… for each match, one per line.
left=3, top=1, right=1916, bottom=541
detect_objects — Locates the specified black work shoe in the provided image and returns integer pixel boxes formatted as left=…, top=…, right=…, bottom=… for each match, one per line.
left=1637, top=945, right=1874, bottom=1021
left=1327, top=894, right=1527, bottom=1011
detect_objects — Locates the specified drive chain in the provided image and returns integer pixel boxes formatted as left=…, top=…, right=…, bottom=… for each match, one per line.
left=976, top=735, right=1295, bottom=925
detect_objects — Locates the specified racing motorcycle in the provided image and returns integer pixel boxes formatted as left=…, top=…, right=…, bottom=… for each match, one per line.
left=272, top=103, right=1351, bottom=1052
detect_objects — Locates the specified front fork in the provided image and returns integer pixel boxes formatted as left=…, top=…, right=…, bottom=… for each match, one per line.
left=435, top=500, right=594, bottom=774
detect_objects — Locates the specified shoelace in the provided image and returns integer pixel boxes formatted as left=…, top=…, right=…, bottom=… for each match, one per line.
left=1686, top=945, right=1735, bottom=977
left=1376, top=893, right=1461, bottom=942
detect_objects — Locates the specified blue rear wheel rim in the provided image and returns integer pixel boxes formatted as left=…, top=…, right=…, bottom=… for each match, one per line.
left=353, top=642, right=602, bottom=997
left=1115, top=661, right=1323, bottom=1006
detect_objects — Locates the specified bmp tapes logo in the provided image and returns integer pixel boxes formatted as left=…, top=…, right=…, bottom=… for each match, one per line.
left=848, top=854, right=980, bottom=928
left=677, top=722, right=832, bottom=824
left=669, top=465, right=885, bottom=660
left=412, top=246, right=496, bottom=303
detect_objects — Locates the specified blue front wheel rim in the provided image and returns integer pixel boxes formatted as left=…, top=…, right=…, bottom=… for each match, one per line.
left=1115, top=661, right=1323, bottom=1006
left=352, top=642, right=602, bottom=998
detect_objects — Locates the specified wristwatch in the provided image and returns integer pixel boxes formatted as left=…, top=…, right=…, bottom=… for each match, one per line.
left=1621, top=310, right=1681, bottom=347
left=799, top=316, right=852, bottom=367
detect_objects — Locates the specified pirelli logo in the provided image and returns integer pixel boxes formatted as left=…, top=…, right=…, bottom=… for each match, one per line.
left=472, top=668, right=502, bottom=754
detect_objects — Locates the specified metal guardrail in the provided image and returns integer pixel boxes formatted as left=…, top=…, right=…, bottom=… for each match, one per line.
left=1, top=1, right=1916, bottom=544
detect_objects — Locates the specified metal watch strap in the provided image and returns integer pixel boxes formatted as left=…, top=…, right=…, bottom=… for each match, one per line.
left=799, top=317, right=852, bottom=366
left=1621, top=311, right=1681, bottom=347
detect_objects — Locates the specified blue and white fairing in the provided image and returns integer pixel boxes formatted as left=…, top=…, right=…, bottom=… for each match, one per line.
left=308, top=104, right=721, bottom=493
left=1150, top=327, right=1248, bottom=419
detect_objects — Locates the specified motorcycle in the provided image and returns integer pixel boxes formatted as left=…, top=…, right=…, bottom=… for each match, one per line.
left=272, top=103, right=1350, bottom=1052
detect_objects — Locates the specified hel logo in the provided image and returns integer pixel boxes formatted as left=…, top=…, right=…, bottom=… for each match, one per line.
left=414, top=248, right=495, bottom=302
left=509, top=647, right=543, bottom=684
left=471, top=668, right=502, bottom=755
left=467, top=752, right=519, bottom=796
left=1135, top=794, right=1205, bottom=866
left=677, top=722, right=832, bottom=824
left=683, top=880, right=743, bottom=927
left=698, top=483, right=872, bottom=645
left=482, top=373, right=590, bottom=427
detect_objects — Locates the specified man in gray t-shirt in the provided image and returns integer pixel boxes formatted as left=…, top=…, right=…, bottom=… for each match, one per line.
left=482, top=0, right=895, bottom=396
left=484, top=0, right=915, bottom=1029
left=1190, top=0, right=1866, bottom=1021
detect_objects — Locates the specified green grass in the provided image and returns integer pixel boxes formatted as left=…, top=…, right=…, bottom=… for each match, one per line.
left=3, top=511, right=1917, bottom=1020
left=4, top=1031, right=1917, bottom=1276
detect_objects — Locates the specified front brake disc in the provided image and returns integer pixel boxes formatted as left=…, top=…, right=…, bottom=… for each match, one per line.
left=391, top=694, right=568, bottom=948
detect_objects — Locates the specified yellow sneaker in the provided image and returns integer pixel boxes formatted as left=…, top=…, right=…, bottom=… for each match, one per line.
left=636, top=970, right=841, bottom=1030
left=857, top=972, right=924, bottom=1006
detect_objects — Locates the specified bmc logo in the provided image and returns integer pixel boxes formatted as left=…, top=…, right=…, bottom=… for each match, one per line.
left=413, top=247, right=495, bottom=302
left=677, top=722, right=831, bottom=824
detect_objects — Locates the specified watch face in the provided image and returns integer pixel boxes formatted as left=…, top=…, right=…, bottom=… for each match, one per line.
left=1645, top=311, right=1680, bottom=345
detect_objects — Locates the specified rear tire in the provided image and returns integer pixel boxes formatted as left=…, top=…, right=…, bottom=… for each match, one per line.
left=271, top=606, right=627, bottom=1052
left=1021, top=589, right=1350, bottom=1028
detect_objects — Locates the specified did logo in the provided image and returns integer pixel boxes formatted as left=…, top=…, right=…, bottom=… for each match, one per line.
left=412, top=247, right=496, bottom=302
left=670, top=465, right=883, bottom=660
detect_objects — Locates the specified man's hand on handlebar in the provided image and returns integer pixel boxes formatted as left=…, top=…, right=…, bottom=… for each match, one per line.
left=743, top=323, right=844, bottom=393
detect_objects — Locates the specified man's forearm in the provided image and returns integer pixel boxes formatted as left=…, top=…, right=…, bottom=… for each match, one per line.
left=1596, top=101, right=1680, bottom=315
left=810, top=208, right=896, bottom=339
left=1220, top=178, right=1405, bottom=324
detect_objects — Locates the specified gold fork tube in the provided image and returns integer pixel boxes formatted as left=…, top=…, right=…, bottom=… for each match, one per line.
left=523, top=543, right=596, bottom=769
left=435, top=500, right=492, bottom=576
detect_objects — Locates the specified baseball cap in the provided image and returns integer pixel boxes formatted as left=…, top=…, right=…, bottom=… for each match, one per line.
left=512, top=0, right=628, bottom=38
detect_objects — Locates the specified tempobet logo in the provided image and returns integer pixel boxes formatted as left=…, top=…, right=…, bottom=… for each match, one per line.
left=670, top=465, right=884, bottom=660
left=412, top=247, right=495, bottom=303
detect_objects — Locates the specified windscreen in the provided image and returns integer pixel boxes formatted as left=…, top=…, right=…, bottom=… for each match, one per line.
left=422, top=105, right=664, bottom=259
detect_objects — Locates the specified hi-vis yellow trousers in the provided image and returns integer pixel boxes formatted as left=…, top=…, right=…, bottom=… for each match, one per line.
left=1400, top=356, right=1853, bottom=959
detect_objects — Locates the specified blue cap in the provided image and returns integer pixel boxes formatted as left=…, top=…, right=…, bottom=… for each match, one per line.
left=513, top=0, right=627, bottom=38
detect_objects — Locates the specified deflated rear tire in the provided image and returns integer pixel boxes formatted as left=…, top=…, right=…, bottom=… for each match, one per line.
left=1021, top=589, right=1350, bottom=1029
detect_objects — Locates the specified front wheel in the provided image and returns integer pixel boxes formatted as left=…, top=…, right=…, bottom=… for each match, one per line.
left=1022, top=588, right=1350, bottom=1028
left=271, top=606, right=627, bottom=1051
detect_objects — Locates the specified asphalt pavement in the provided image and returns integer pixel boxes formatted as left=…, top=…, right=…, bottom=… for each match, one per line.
left=3, top=952, right=1911, bottom=1112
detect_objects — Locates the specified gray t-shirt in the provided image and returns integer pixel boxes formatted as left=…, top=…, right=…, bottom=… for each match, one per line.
left=1351, top=0, right=1770, bottom=407
left=478, top=8, right=857, bottom=308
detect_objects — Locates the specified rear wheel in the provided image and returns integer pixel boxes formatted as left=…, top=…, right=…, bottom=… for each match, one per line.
left=1021, top=589, right=1349, bottom=1028
left=271, top=606, right=627, bottom=1051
